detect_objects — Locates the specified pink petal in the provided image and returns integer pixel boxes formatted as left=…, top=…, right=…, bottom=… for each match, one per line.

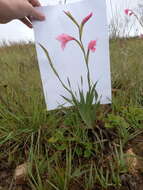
left=81, top=12, right=93, bottom=25
left=88, top=40, right=97, bottom=52
left=56, top=34, right=75, bottom=50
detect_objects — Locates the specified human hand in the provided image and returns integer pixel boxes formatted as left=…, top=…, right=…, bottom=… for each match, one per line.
left=0, top=0, right=45, bottom=28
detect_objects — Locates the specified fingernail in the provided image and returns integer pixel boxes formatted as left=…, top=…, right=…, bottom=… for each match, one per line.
left=40, top=15, right=46, bottom=21
left=30, top=24, right=33, bottom=28
left=37, top=3, right=41, bottom=6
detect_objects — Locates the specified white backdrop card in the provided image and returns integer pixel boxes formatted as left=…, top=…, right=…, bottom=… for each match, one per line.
left=33, top=0, right=111, bottom=110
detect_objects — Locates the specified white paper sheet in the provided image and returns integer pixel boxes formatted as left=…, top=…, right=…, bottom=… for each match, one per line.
left=33, top=0, right=112, bottom=110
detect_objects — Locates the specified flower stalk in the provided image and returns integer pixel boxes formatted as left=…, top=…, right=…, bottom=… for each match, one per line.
left=63, top=12, right=95, bottom=89
left=125, top=8, right=143, bottom=30
left=40, top=11, right=98, bottom=128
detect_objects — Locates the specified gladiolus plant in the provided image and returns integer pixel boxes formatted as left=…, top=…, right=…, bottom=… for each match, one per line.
left=40, top=11, right=99, bottom=128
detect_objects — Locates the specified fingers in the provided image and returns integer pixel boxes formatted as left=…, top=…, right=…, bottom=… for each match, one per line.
left=29, top=5, right=45, bottom=21
left=19, top=17, right=33, bottom=28
left=28, top=0, right=41, bottom=7
left=0, top=19, right=10, bottom=24
left=19, top=1, right=45, bottom=28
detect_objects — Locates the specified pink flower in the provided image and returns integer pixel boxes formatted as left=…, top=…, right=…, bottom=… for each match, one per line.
left=81, top=12, right=93, bottom=25
left=56, top=34, right=75, bottom=50
left=88, top=40, right=97, bottom=52
left=124, top=9, right=134, bottom=16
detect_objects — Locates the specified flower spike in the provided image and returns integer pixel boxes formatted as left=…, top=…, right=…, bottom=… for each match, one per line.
left=81, top=12, right=93, bottom=25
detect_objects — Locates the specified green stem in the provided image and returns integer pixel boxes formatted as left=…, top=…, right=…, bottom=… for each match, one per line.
left=86, top=49, right=91, bottom=89
left=64, top=12, right=80, bottom=30
left=39, top=44, right=71, bottom=94
left=79, top=27, right=91, bottom=90
left=74, top=28, right=91, bottom=90
left=64, top=12, right=92, bottom=90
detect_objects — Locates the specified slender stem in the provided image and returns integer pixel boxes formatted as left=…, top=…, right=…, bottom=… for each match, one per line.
left=79, top=26, right=83, bottom=41
left=77, top=27, right=91, bottom=90
left=64, top=13, right=92, bottom=89
left=39, top=44, right=71, bottom=94
left=64, top=12, right=80, bottom=30
left=86, top=49, right=91, bottom=89
left=87, top=49, right=90, bottom=64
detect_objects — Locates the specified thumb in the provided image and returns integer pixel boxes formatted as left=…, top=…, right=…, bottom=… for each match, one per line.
left=29, top=6, right=45, bottom=21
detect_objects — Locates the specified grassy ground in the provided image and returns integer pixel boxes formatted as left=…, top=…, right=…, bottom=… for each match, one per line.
left=0, top=38, right=143, bottom=190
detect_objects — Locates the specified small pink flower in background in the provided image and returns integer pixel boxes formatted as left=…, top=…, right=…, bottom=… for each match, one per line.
left=140, top=34, right=143, bottom=38
left=124, top=9, right=134, bottom=16
left=56, top=34, right=75, bottom=50
left=81, top=12, right=93, bottom=25
left=88, top=40, right=97, bottom=52
left=125, top=9, right=129, bottom=15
